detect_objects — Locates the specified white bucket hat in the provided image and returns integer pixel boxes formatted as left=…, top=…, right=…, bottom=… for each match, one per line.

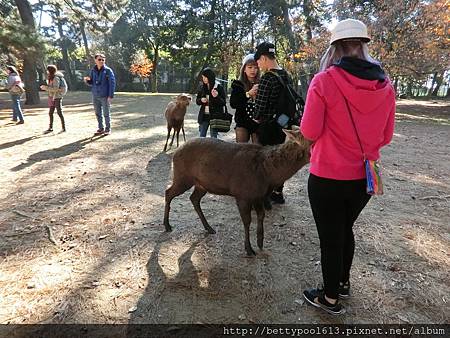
left=242, top=53, right=255, bottom=65
left=330, top=19, right=370, bottom=45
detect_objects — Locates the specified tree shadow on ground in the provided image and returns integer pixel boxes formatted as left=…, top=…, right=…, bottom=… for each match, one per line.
left=10, top=135, right=106, bottom=172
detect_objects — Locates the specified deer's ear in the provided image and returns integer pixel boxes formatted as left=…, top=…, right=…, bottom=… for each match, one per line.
left=282, top=128, right=295, bottom=139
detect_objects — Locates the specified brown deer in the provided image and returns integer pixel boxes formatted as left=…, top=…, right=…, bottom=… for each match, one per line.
left=163, top=127, right=311, bottom=256
left=163, top=93, right=191, bottom=152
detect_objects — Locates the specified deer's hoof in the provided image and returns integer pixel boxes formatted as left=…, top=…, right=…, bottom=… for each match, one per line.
left=206, top=227, right=216, bottom=234
left=245, top=248, right=256, bottom=257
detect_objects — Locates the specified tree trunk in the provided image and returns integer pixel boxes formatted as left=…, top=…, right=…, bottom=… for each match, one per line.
left=281, top=0, right=297, bottom=53
left=427, top=72, right=437, bottom=97
left=151, top=46, right=159, bottom=93
left=15, top=0, right=40, bottom=104
left=80, top=22, right=91, bottom=70
left=220, top=53, right=229, bottom=93
left=302, top=0, right=313, bottom=42
left=299, top=74, right=309, bottom=98
left=249, top=0, right=254, bottom=48
left=301, top=0, right=314, bottom=85
left=393, top=77, right=398, bottom=93
left=56, top=10, right=74, bottom=89
left=189, top=63, right=201, bottom=94
left=406, top=80, right=413, bottom=98
left=431, top=72, right=444, bottom=97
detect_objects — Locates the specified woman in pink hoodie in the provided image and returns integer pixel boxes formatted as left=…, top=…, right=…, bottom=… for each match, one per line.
left=301, top=19, right=395, bottom=315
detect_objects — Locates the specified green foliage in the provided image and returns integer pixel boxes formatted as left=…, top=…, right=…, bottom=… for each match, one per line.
left=69, top=46, right=85, bottom=61
left=0, top=2, right=47, bottom=60
left=2, top=0, right=446, bottom=96
left=46, top=45, right=63, bottom=60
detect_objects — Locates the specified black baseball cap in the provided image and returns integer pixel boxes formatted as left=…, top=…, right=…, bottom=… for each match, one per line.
left=254, top=42, right=276, bottom=61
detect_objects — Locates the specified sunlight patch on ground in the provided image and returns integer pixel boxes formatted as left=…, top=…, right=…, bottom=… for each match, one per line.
left=393, top=132, right=408, bottom=139
left=386, top=168, right=449, bottom=190
left=0, top=256, right=75, bottom=323
left=117, top=92, right=176, bottom=97
left=30, top=262, right=74, bottom=290
left=140, top=125, right=167, bottom=136
left=412, top=173, right=450, bottom=188
left=404, top=228, right=450, bottom=266
left=157, top=247, right=184, bottom=279
left=396, top=113, right=449, bottom=125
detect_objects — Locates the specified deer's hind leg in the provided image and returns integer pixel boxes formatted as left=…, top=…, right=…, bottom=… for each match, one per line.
left=190, top=186, right=215, bottom=234
left=163, top=178, right=193, bottom=232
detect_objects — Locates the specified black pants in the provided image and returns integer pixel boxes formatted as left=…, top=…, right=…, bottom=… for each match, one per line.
left=49, top=98, right=65, bottom=130
left=258, top=120, right=286, bottom=193
left=308, top=173, right=371, bottom=299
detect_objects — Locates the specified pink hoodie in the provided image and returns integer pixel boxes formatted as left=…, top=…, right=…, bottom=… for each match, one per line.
left=300, top=66, right=395, bottom=180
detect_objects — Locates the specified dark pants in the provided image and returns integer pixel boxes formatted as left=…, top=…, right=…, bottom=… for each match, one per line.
left=307, top=173, right=371, bottom=299
left=49, top=98, right=65, bottom=130
left=258, top=120, right=286, bottom=193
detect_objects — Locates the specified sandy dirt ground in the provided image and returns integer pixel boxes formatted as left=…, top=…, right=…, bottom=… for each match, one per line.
left=0, top=92, right=449, bottom=325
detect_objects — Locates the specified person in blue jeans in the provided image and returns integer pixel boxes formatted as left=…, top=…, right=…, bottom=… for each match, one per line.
left=83, top=53, right=116, bottom=135
left=6, top=66, right=25, bottom=124
left=196, top=68, right=226, bottom=138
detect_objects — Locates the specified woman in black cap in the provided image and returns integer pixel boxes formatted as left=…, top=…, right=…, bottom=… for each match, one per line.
left=196, top=68, right=226, bottom=138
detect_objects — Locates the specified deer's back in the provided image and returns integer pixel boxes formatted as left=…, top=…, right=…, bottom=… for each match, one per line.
left=173, top=138, right=268, bottom=197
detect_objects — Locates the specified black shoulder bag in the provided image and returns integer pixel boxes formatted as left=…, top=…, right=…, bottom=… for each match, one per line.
left=209, top=83, right=233, bottom=132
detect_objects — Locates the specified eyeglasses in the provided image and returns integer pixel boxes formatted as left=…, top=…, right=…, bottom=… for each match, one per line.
left=96, top=58, right=105, bottom=61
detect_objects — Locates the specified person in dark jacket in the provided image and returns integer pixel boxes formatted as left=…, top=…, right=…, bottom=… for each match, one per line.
left=230, top=54, right=260, bottom=143
left=196, top=68, right=226, bottom=138
left=254, top=42, right=295, bottom=205
left=301, top=19, right=395, bottom=315
left=83, top=53, right=116, bottom=135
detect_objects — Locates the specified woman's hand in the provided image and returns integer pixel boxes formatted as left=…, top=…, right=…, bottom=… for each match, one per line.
left=40, top=85, right=48, bottom=91
left=211, top=88, right=218, bottom=98
left=201, top=97, right=208, bottom=103
left=248, top=84, right=258, bottom=98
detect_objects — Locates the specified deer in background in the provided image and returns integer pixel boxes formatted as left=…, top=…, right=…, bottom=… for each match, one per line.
left=163, top=93, right=191, bottom=152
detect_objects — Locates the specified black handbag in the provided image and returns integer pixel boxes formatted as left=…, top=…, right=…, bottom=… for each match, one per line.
left=210, top=105, right=233, bottom=132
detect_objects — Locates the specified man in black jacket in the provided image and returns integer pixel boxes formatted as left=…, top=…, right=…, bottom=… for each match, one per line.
left=254, top=42, right=294, bottom=205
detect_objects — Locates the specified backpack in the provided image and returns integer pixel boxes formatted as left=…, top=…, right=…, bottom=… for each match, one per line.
left=269, top=71, right=305, bottom=127
left=57, top=75, right=68, bottom=96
